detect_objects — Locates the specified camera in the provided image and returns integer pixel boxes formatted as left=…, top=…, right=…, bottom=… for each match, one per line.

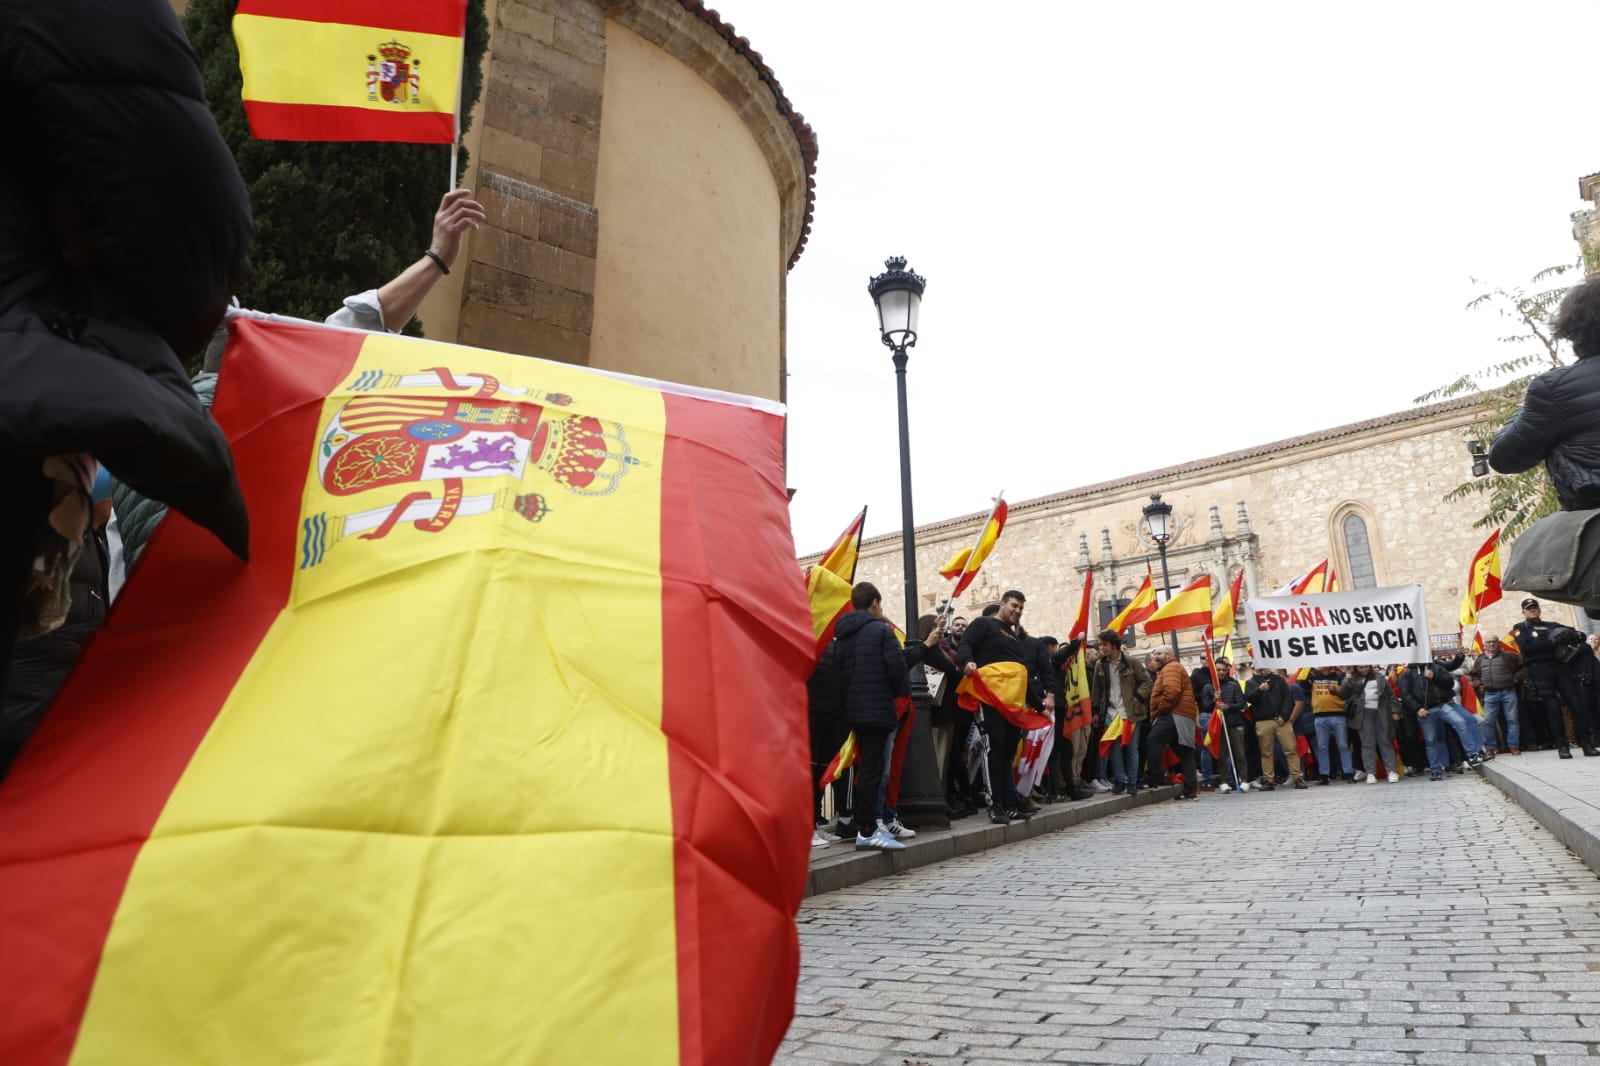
left=1466, top=439, right=1489, bottom=478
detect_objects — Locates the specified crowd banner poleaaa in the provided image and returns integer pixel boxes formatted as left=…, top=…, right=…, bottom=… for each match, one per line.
left=0, top=316, right=815, bottom=1065
left=1243, top=585, right=1430, bottom=670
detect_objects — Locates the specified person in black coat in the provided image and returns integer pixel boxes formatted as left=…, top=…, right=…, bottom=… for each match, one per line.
left=1491, top=275, right=1600, bottom=513
left=1512, top=598, right=1600, bottom=757
left=1, top=0, right=254, bottom=694
left=833, top=582, right=910, bottom=849
left=956, top=590, right=1039, bottom=823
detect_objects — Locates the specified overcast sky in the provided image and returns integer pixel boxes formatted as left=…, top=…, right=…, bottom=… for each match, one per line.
left=723, top=1, right=1597, bottom=556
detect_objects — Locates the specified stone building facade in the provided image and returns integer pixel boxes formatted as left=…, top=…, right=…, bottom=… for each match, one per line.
left=417, top=0, right=815, bottom=404
left=804, top=396, right=1584, bottom=661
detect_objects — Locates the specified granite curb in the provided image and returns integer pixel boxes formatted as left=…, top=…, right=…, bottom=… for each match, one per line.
left=804, top=784, right=1179, bottom=897
left=1481, top=759, right=1600, bottom=876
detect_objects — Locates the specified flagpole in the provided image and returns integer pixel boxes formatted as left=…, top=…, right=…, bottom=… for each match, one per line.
left=449, top=5, right=468, bottom=192
left=1203, top=638, right=1244, bottom=794
left=849, top=505, right=867, bottom=583
left=944, top=490, right=1004, bottom=609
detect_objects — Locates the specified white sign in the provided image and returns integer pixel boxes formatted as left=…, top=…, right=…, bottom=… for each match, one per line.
left=1243, top=585, right=1430, bottom=669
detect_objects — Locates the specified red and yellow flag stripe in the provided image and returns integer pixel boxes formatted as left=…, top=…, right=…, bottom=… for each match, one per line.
left=0, top=317, right=813, bottom=1064
left=235, top=0, right=467, bottom=143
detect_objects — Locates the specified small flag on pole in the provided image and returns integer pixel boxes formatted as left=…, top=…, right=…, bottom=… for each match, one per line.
left=939, top=495, right=1008, bottom=598
left=234, top=0, right=468, bottom=143
left=1106, top=570, right=1158, bottom=636
left=1143, top=574, right=1213, bottom=635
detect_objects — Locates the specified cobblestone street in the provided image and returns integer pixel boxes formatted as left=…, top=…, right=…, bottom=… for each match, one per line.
left=777, top=764, right=1600, bottom=1065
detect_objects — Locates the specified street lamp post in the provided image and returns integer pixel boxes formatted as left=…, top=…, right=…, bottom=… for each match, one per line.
left=867, top=256, right=947, bottom=830
left=1141, top=493, right=1182, bottom=657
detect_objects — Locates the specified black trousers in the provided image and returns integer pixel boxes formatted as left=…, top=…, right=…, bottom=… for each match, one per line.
left=1528, top=661, right=1598, bottom=746
left=1397, top=710, right=1427, bottom=771
left=979, top=706, right=1021, bottom=808
left=850, top=726, right=891, bottom=836
left=1146, top=714, right=1197, bottom=795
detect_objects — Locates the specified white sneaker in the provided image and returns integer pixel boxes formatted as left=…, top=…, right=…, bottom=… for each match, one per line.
left=811, top=828, right=831, bottom=847
left=1092, top=779, right=1111, bottom=793
left=885, top=818, right=916, bottom=839
left=1363, top=773, right=1376, bottom=784
left=855, top=828, right=906, bottom=851
left=1387, top=772, right=1399, bottom=783
left=1219, top=782, right=1232, bottom=793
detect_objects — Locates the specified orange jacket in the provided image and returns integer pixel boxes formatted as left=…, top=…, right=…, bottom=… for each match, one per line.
left=1148, top=659, right=1198, bottom=719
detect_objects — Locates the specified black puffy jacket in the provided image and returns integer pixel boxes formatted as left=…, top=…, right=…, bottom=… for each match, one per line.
left=1490, top=355, right=1600, bottom=511
left=0, top=0, right=254, bottom=559
left=833, top=610, right=909, bottom=730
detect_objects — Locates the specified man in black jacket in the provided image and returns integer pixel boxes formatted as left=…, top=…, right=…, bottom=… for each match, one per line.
left=1210, top=658, right=1249, bottom=791
left=1511, top=598, right=1599, bottom=758
left=1246, top=670, right=1306, bottom=790
left=1417, top=653, right=1490, bottom=779
left=957, top=589, right=1040, bottom=824
left=1491, top=276, right=1600, bottom=514
left=833, top=582, right=909, bottom=851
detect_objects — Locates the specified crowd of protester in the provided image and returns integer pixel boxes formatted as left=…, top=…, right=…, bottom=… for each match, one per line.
left=808, top=587, right=1600, bottom=851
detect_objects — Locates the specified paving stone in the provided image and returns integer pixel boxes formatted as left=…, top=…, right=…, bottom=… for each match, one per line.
left=773, top=765, right=1600, bottom=1065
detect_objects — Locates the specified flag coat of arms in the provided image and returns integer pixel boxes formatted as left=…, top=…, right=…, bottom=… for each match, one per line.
left=0, top=316, right=815, bottom=1065
left=234, top=0, right=468, bottom=142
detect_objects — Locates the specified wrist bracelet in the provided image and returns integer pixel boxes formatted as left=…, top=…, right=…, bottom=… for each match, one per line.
left=423, top=249, right=450, bottom=275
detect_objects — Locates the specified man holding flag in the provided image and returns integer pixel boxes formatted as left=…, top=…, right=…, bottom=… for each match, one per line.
left=1090, top=629, right=1150, bottom=794
left=957, top=589, right=1041, bottom=823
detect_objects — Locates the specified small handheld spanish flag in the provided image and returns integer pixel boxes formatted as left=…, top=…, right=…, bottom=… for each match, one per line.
left=234, top=0, right=468, bottom=143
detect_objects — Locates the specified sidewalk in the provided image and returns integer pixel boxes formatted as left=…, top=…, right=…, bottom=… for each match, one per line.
left=804, top=785, right=1177, bottom=897
left=1481, top=750, right=1600, bottom=875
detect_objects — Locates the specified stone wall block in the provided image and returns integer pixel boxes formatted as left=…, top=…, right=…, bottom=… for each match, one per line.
left=494, top=27, right=604, bottom=92
left=539, top=147, right=599, bottom=200
left=477, top=227, right=595, bottom=296
left=480, top=127, right=544, bottom=183
left=553, top=13, right=606, bottom=65
left=496, top=1, right=555, bottom=44
left=461, top=302, right=589, bottom=365
left=538, top=204, right=599, bottom=258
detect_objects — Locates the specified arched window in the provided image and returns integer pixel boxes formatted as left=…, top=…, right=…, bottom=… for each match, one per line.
left=1342, top=514, right=1378, bottom=589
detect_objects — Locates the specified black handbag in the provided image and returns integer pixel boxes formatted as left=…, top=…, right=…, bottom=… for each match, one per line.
left=1502, top=509, right=1600, bottom=608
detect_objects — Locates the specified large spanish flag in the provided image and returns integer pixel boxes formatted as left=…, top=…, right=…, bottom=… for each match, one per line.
left=234, top=0, right=467, bottom=143
left=0, top=316, right=814, bottom=1064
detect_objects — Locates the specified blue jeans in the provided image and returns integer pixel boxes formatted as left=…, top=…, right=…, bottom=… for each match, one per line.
left=1423, top=701, right=1484, bottom=771
left=1314, top=715, right=1353, bottom=776
left=1198, top=711, right=1215, bottom=782
left=1112, top=727, right=1142, bottom=789
left=1481, top=688, right=1520, bottom=750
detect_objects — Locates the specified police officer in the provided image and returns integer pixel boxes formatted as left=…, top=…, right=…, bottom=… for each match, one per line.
left=1510, top=598, right=1599, bottom=759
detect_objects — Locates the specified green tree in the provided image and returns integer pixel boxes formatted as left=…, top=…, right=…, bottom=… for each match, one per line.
left=182, top=0, right=489, bottom=336
left=1416, top=262, right=1580, bottom=535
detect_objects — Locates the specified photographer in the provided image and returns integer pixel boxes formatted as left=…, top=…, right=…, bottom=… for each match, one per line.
left=1490, top=275, right=1600, bottom=517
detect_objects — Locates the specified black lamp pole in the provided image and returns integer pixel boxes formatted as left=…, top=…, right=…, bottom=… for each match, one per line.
left=868, top=257, right=947, bottom=830
left=1142, top=494, right=1182, bottom=657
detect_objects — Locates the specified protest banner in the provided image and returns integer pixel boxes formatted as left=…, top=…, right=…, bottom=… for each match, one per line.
left=1243, top=585, right=1430, bottom=669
